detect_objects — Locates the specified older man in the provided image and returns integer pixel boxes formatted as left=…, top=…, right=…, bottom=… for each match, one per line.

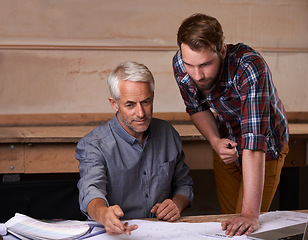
left=76, top=61, right=193, bottom=236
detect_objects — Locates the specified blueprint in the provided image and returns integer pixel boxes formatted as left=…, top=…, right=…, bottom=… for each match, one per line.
left=86, top=211, right=308, bottom=240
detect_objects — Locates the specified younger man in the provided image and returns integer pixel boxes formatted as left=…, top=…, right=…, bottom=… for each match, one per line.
left=173, top=13, right=289, bottom=236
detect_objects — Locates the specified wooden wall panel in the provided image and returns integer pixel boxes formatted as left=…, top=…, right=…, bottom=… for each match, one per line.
left=0, top=0, right=307, bottom=49
left=0, top=0, right=307, bottom=114
left=0, top=144, right=24, bottom=173
left=24, top=143, right=78, bottom=173
left=0, top=49, right=185, bottom=114
left=0, top=50, right=307, bottom=113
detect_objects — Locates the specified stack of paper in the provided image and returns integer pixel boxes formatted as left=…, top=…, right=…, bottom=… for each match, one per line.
left=5, top=213, right=90, bottom=240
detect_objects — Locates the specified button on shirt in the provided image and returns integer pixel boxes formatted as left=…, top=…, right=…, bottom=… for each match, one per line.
left=76, top=115, right=193, bottom=219
left=173, top=43, right=289, bottom=164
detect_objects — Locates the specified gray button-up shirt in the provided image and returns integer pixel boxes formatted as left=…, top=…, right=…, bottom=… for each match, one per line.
left=76, top=115, right=193, bottom=220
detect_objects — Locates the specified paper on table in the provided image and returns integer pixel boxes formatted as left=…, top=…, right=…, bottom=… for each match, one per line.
left=252, top=211, right=308, bottom=234
left=5, top=213, right=90, bottom=240
left=6, top=211, right=303, bottom=240
left=86, top=220, right=247, bottom=240
left=84, top=211, right=308, bottom=240
left=0, top=224, right=7, bottom=236
left=78, top=221, right=106, bottom=240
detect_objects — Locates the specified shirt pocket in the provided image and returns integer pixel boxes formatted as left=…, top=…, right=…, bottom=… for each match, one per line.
left=158, top=160, right=176, bottom=194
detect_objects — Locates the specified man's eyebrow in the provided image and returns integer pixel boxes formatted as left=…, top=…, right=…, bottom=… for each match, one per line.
left=141, top=97, right=152, bottom=102
left=183, top=60, right=213, bottom=67
left=182, top=60, right=192, bottom=66
left=125, top=100, right=136, bottom=104
left=125, top=97, right=152, bottom=104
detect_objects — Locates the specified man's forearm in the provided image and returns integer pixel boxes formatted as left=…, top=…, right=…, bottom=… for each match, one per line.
left=172, top=194, right=189, bottom=213
left=241, top=149, right=265, bottom=217
left=87, top=198, right=108, bottom=223
left=190, top=110, right=220, bottom=146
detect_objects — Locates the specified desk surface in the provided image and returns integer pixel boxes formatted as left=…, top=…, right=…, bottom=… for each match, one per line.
left=178, top=210, right=308, bottom=223
left=0, top=123, right=307, bottom=143
left=2, top=211, right=307, bottom=240
left=0, top=124, right=204, bottom=143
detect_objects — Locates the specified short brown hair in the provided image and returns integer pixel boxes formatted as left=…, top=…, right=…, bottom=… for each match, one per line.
left=177, top=13, right=225, bottom=53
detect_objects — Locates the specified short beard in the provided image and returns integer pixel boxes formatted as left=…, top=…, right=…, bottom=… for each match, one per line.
left=195, top=56, right=223, bottom=92
left=118, top=110, right=151, bottom=133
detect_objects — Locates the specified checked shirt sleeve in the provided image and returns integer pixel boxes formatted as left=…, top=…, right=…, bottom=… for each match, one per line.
left=239, top=54, right=273, bottom=153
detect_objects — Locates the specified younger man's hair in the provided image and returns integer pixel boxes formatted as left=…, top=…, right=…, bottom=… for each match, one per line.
left=177, top=13, right=225, bottom=54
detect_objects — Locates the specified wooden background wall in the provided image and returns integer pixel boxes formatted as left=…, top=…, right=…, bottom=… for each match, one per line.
left=0, top=0, right=307, bottom=114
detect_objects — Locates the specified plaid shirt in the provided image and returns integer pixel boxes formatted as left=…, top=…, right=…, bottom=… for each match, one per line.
left=173, top=43, right=289, bottom=164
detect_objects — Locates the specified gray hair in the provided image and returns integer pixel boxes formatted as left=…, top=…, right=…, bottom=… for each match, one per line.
left=107, top=61, right=155, bottom=100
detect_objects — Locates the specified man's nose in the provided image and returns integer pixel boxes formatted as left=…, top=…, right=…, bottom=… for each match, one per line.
left=136, top=103, right=145, bottom=117
left=193, top=67, right=204, bottom=81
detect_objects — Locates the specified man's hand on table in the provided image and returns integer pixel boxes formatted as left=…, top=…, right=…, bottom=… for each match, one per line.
left=151, top=199, right=181, bottom=221
left=151, top=195, right=189, bottom=222
left=221, top=214, right=260, bottom=236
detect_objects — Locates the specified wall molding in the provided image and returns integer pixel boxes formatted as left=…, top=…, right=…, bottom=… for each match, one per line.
left=0, top=45, right=308, bottom=53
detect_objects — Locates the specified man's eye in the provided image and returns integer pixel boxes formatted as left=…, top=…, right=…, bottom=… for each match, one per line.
left=142, top=100, right=152, bottom=105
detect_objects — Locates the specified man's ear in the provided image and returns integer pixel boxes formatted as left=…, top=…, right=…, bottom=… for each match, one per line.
left=108, top=97, right=119, bottom=112
left=221, top=44, right=227, bottom=59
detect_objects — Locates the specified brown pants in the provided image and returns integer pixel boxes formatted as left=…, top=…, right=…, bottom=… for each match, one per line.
left=213, top=143, right=289, bottom=214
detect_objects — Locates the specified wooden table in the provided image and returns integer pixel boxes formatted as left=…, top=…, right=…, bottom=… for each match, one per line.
left=0, top=124, right=209, bottom=174
left=0, top=123, right=307, bottom=174
left=177, top=209, right=308, bottom=223
left=0, top=119, right=307, bottom=213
